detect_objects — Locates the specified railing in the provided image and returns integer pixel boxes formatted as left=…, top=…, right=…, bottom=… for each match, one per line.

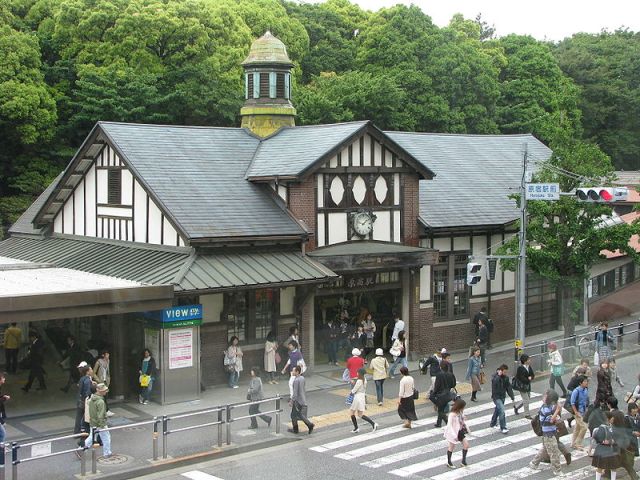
left=3, top=395, right=283, bottom=479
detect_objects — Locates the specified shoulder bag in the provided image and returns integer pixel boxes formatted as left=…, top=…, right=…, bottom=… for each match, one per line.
left=412, top=388, right=419, bottom=400
left=479, top=370, right=486, bottom=384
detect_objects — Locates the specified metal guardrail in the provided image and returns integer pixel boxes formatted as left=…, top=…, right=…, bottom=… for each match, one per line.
left=2, top=395, right=283, bottom=479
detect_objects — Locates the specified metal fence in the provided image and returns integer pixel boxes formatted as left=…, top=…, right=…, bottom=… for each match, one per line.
left=0, top=395, right=283, bottom=480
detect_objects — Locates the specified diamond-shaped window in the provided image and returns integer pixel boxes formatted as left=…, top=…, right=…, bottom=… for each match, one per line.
left=352, top=176, right=366, bottom=204
left=330, top=176, right=345, bottom=205
left=374, top=176, right=388, bottom=204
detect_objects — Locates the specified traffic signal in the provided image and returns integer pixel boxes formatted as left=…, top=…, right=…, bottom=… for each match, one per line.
left=466, top=262, right=482, bottom=286
left=575, top=187, right=628, bottom=202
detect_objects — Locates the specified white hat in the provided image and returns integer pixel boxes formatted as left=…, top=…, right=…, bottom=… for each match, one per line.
left=96, top=383, right=109, bottom=393
left=440, top=348, right=448, bottom=354
left=375, top=348, right=384, bottom=356
left=77, top=361, right=88, bottom=368
left=351, top=348, right=361, bottom=356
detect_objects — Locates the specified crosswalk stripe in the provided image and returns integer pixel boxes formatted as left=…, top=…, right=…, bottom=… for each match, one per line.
left=181, top=471, right=225, bottom=480
left=560, top=465, right=594, bottom=479
left=310, top=393, right=539, bottom=453
left=430, top=446, right=588, bottom=480
left=389, top=430, right=541, bottom=477
left=360, top=417, right=534, bottom=468
left=341, top=401, right=542, bottom=462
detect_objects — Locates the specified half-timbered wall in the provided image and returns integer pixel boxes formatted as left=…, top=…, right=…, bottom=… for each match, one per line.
left=53, top=145, right=186, bottom=247
left=315, top=133, right=407, bottom=247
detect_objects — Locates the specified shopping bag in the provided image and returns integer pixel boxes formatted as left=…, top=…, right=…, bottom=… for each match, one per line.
left=479, top=371, right=486, bottom=384
left=346, top=392, right=354, bottom=406
left=139, top=374, right=151, bottom=387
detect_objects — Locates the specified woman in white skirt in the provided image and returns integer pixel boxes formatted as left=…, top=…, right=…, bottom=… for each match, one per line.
left=444, top=398, right=471, bottom=468
left=349, top=368, right=378, bottom=433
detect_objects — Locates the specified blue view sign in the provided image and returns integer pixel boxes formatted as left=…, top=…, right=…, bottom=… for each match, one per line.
left=163, top=304, right=203, bottom=323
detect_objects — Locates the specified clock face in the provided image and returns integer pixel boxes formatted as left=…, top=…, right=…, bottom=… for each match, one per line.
left=353, top=212, right=373, bottom=236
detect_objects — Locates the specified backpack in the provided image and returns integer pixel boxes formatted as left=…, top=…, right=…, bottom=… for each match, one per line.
left=531, top=410, right=543, bottom=436
left=486, top=318, right=494, bottom=333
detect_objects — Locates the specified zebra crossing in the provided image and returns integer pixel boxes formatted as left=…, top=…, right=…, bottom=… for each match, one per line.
left=309, top=393, right=600, bottom=479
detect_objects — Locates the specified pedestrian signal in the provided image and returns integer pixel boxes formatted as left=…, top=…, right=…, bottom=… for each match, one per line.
left=466, top=263, right=482, bottom=286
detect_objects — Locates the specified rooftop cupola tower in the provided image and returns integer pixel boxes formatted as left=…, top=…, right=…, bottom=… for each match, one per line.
left=240, top=31, right=296, bottom=137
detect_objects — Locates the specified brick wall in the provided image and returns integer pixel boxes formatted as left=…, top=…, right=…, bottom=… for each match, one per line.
left=288, top=176, right=317, bottom=251
left=402, top=174, right=420, bottom=247
left=410, top=296, right=516, bottom=355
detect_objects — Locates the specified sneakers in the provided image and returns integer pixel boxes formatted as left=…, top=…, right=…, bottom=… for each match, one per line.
left=529, top=462, right=540, bottom=470
left=143, top=400, right=149, bottom=405
left=514, top=406, right=520, bottom=415
left=490, top=425, right=499, bottom=430
left=372, top=423, right=378, bottom=431
left=232, top=385, right=239, bottom=389
left=351, top=427, right=360, bottom=433
left=501, top=428, right=509, bottom=434
left=552, top=471, right=566, bottom=477
left=377, top=402, right=383, bottom=406
left=447, top=463, right=456, bottom=469
left=460, top=462, right=468, bottom=467
left=106, top=411, right=115, bottom=417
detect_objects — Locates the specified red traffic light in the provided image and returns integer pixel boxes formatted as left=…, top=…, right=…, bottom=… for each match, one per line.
left=599, top=189, right=613, bottom=201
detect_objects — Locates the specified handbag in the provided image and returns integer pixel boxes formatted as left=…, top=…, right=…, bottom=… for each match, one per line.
left=457, top=425, right=468, bottom=441
left=531, top=412, right=543, bottom=436
left=556, top=419, right=569, bottom=437
left=342, top=368, right=351, bottom=383
left=412, top=388, right=419, bottom=400
left=479, top=371, right=486, bottom=385
left=389, top=347, right=401, bottom=357
left=346, top=392, right=354, bottom=406
left=511, top=376, right=524, bottom=391
left=139, top=374, right=151, bottom=387
left=275, top=352, right=282, bottom=364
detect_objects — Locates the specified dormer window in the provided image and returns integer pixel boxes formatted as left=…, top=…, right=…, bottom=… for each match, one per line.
left=107, top=169, right=121, bottom=205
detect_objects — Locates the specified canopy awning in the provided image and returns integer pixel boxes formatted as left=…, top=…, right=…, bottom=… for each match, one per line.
left=308, top=241, right=439, bottom=272
left=0, top=257, right=173, bottom=322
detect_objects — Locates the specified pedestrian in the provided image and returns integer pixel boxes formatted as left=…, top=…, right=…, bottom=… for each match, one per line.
left=286, top=326, right=301, bottom=351
left=569, top=375, right=590, bottom=450
left=3, top=323, right=22, bottom=374
left=547, top=342, right=568, bottom=397
left=592, top=410, right=624, bottom=480
left=281, top=340, right=304, bottom=375
left=349, top=368, right=378, bottom=433
left=465, top=347, right=482, bottom=402
left=528, top=389, right=566, bottom=477
left=573, top=358, right=592, bottom=378
left=472, top=306, right=488, bottom=339
left=433, top=361, right=456, bottom=428
left=85, top=383, right=111, bottom=459
left=247, top=367, right=272, bottom=429
left=609, top=358, right=625, bottom=388
left=441, top=352, right=453, bottom=374
left=476, top=318, right=489, bottom=365
left=490, top=364, right=514, bottom=434
left=595, top=322, right=614, bottom=363
left=139, top=348, right=158, bottom=404
left=0, top=372, right=10, bottom=444
left=338, top=311, right=351, bottom=359
left=565, top=366, right=588, bottom=427
left=397, top=366, right=417, bottom=428
left=444, top=398, right=470, bottom=468
left=362, top=313, right=376, bottom=359
left=629, top=373, right=640, bottom=403
left=288, top=365, right=314, bottom=434
left=391, top=311, right=405, bottom=343
left=325, top=319, right=339, bottom=366
left=420, top=349, right=444, bottom=392
left=225, top=336, right=243, bottom=389
left=595, top=359, right=613, bottom=407
left=621, top=403, right=640, bottom=480
left=370, top=348, right=389, bottom=406
left=513, top=354, right=535, bottom=419
left=389, top=330, right=407, bottom=378
left=92, top=350, right=113, bottom=416
left=264, top=332, right=278, bottom=384
left=75, top=363, right=94, bottom=434
left=350, top=325, right=366, bottom=351
left=60, top=335, right=84, bottom=393
left=346, top=348, right=365, bottom=382
left=21, top=330, right=46, bottom=392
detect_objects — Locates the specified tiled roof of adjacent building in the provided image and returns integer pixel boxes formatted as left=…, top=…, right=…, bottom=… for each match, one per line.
left=386, top=131, right=552, bottom=229
left=9, top=172, right=64, bottom=236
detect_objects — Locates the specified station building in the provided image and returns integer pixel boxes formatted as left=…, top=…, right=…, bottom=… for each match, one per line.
left=0, top=32, right=552, bottom=403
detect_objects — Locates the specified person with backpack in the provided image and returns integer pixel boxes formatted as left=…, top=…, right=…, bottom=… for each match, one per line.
left=432, top=361, right=456, bottom=428
left=569, top=375, right=590, bottom=451
left=529, top=389, right=566, bottom=477
left=592, top=410, right=625, bottom=480
left=420, top=349, right=444, bottom=393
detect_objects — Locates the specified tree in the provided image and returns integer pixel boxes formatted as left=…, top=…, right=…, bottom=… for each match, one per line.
left=554, top=31, right=640, bottom=170
left=499, top=139, right=640, bottom=338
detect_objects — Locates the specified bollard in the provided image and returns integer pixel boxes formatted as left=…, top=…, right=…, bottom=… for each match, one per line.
left=0, top=442, right=5, bottom=480
left=11, top=442, right=18, bottom=480
left=275, top=396, right=281, bottom=435
left=226, top=405, right=232, bottom=446
left=162, top=415, right=169, bottom=459
left=618, top=323, right=624, bottom=351
left=80, top=448, right=87, bottom=477
left=217, top=409, right=223, bottom=448
left=539, top=340, right=547, bottom=373
left=152, top=417, right=159, bottom=461
left=91, top=443, right=98, bottom=474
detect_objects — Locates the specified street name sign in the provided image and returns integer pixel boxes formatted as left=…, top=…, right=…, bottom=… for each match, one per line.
left=525, top=183, right=560, bottom=200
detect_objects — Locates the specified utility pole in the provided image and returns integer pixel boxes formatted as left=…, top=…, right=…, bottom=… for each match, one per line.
left=516, top=145, right=528, bottom=354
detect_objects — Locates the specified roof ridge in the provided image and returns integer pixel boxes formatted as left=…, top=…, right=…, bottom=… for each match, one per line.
left=99, top=121, right=247, bottom=132
left=386, top=130, right=536, bottom=138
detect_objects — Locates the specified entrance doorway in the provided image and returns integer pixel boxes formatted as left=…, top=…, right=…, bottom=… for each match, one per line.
left=314, top=288, right=401, bottom=364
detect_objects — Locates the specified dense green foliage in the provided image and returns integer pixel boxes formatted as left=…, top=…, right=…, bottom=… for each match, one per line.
left=0, top=0, right=639, bottom=235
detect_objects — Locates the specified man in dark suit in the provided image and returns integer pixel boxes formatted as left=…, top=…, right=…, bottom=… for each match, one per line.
left=22, top=331, right=46, bottom=392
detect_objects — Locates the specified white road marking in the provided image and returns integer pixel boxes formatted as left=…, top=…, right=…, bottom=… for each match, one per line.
left=310, top=393, right=538, bottom=453
left=181, top=471, right=225, bottom=480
